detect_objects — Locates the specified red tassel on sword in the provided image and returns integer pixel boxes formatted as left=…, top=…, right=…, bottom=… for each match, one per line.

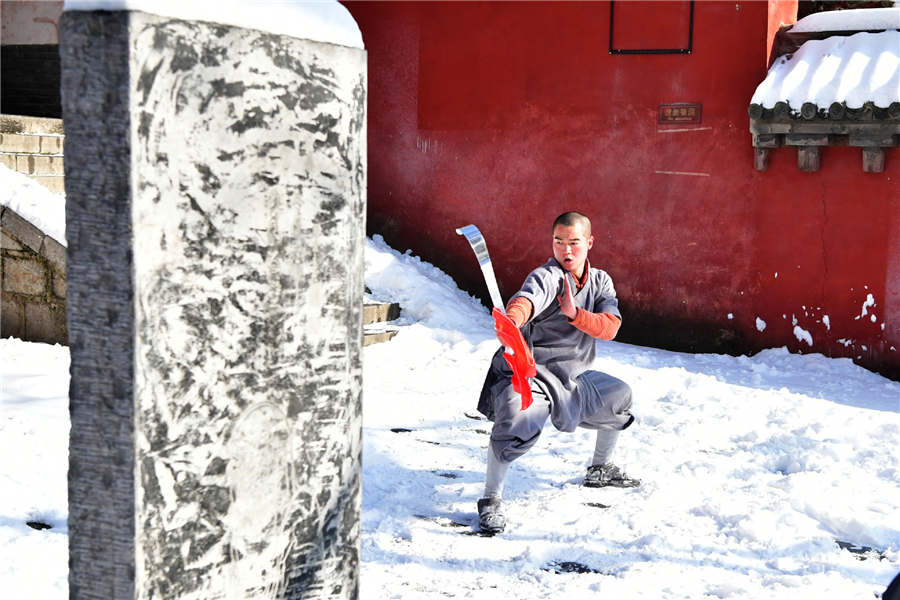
left=492, top=307, right=536, bottom=410
left=457, top=225, right=536, bottom=411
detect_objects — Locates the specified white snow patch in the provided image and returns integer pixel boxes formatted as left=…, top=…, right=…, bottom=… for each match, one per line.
left=823, top=315, right=831, bottom=330
left=860, top=293, right=876, bottom=319
left=727, top=313, right=734, bottom=320
left=794, top=325, right=814, bottom=346
left=756, top=317, right=767, bottom=332
left=790, top=7, right=900, bottom=33
left=63, top=0, right=364, bottom=48
left=0, top=164, right=66, bottom=245
left=0, top=339, right=70, bottom=599
left=3, top=236, right=900, bottom=598
left=4, top=186, right=900, bottom=599
left=751, top=30, right=900, bottom=109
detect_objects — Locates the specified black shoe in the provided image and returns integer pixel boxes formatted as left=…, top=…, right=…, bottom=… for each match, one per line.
left=583, top=463, right=641, bottom=488
left=477, top=497, right=506, bottom=534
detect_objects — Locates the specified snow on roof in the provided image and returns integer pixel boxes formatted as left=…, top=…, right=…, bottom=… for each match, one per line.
left=62, top=0, right=364, bottom=49
left=791, top=7, right=900, bottom=33
left=750, top=30, right=900, bottom=110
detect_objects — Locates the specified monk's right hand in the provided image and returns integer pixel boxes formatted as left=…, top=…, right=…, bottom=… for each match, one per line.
left=557, top=275, right=577, bottom=320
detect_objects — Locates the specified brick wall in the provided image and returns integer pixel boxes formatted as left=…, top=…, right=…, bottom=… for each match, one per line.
left=1, top=206, right=67, bottom=345
left=0, top=114, right=65, bottom=193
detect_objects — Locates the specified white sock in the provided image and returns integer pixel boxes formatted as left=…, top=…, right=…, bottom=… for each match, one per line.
left=591, top=429, right=620, bottom=467
left=484, top=447, right=510, bottom=499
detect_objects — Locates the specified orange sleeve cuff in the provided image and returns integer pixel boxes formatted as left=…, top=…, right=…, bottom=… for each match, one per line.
left=570, top=308, right=621, bottom=340
left=505, top=297, right=533, bottom=328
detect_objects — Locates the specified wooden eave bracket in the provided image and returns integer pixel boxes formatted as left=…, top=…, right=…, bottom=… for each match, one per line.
left=748, top=101, right=900, bottom=172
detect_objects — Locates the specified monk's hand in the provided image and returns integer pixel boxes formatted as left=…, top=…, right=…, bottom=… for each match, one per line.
left=557, top=275, right=577, bottom=320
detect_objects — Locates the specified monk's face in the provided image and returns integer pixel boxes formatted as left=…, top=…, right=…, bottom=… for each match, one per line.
left=552, top=222, right=593, bottom=278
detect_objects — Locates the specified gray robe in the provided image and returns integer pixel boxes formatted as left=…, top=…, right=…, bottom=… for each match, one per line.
left=477, top=258, right=625, bottom=432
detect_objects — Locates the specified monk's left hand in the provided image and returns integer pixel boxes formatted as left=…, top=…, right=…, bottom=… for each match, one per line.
left=557, top=275, right=577, bottom=320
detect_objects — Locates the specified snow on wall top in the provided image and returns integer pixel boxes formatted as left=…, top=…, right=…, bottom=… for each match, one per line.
left=0, top=164, right=67, bottom=245
left=63, top=0, right=364, bottom=49
left=750, top=30, right=900, bottom=109
left=791, top=7, right=900, bottom=33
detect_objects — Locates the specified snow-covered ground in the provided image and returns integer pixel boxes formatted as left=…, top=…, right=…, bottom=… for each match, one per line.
left=2, top=233, right=899, bottom=599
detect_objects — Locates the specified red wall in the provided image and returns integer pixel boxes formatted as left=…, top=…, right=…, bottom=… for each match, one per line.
left=766, top=0, right=797, bottom=65
left=344, top=0, right=900, bottom=379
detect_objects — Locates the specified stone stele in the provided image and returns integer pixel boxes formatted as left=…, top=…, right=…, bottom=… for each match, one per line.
left=60, top=9, right=366, bottom=600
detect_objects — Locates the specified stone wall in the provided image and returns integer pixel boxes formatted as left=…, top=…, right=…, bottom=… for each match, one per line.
left=0, top=205, right=67, bottom=344
left=0, top=114, right=65, bottom=193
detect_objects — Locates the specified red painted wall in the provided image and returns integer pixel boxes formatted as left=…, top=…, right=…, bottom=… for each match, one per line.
left=344, top=0, right=900, bottom=379
left=766, top=0, right=797, bottom=65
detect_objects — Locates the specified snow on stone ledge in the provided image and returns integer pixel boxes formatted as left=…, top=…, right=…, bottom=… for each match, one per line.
left=791, top=7, right=900, bottom=33
left=63, top=0, right=364, bottom=49
left=0, top=164, right=67, bottom=246
left=750, top=30, right=900, bottom=109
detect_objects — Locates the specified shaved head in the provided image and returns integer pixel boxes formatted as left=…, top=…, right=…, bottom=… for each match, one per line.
left=553, top=211, right=591, bottom=237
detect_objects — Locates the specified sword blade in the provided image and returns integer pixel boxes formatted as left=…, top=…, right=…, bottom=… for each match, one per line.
left=456, top=224, right=505, bottom=310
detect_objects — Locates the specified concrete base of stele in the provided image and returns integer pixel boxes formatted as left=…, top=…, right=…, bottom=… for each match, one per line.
left=60, top=9, right=366, bottom=600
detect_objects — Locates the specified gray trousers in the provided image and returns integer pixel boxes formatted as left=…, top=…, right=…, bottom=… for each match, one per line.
left=489, top=370, right=633, bottom=464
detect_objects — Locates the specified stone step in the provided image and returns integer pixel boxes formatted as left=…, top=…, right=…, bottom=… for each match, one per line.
left=363, top=301, right=401, bottom=345
left=363, top=301, right=400, bottom=325
left=363, top=325, right=399, bottom=346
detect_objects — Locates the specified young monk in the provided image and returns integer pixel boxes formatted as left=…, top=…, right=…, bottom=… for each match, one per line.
left=476, top=211, right=638, bottom=534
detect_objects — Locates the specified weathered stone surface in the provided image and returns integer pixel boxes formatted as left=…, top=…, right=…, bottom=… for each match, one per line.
left=862, top=147, right=885, bottom=173
left=51, top=269, right=67, bottom=300
left=3, top=256, right=45, bottom=296
left=753, top=147, right=770, bottom=172
left=798, top=146, right=822, bottom=172
left=0, top=114, right=65, bottom=135
left=18, top=154, right=64, bottom=175
left=0, top=132, right=41, bottom=153
left=131, top=13, right=366, bottom=597
left=61, top=10, right=137, bottom=600
left=1, top=295, right=24, bottom=338
left=1, top=207, right=45, bottom=252
left=63, top=9, right=366, bottom=600
left=1, top=230, right=22, bottom=250
left=41, top=236, right=66, bottom=271
left=15, top=154, right=34, bottom=174
left=40, top=135, right=65, bottom=154
left=24, top=300, right=66, bottom=344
